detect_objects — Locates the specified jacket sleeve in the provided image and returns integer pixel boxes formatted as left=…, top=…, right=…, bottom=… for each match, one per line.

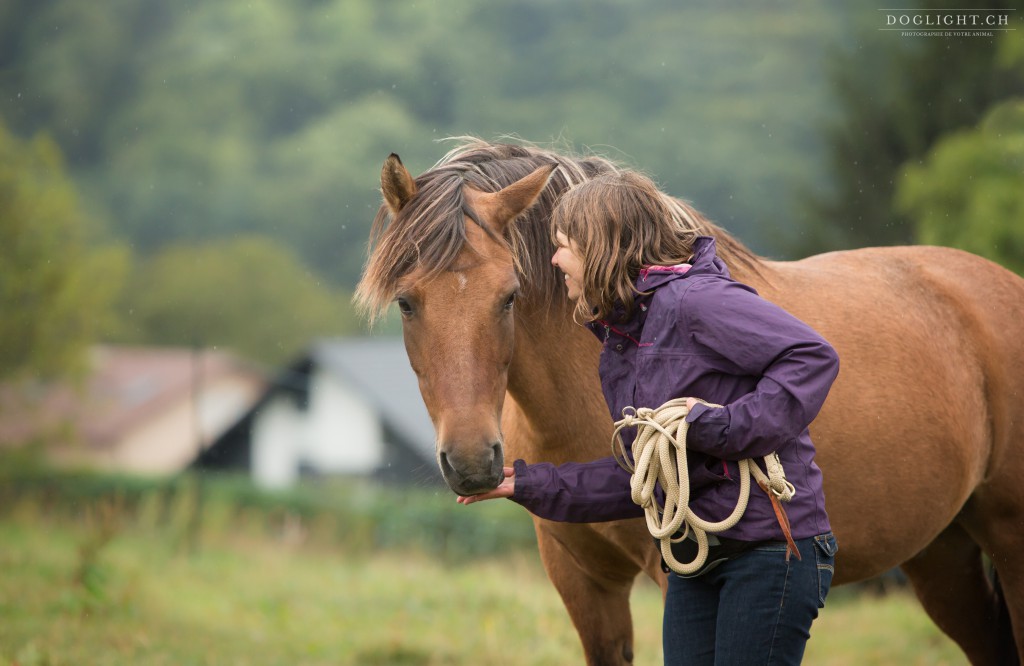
left=509, top=456, right=644, bottom=523
left=681, top=279, right=840, bottom=460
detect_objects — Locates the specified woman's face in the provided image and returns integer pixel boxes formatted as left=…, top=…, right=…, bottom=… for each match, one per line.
left=551, top=231, right=585, bottom=301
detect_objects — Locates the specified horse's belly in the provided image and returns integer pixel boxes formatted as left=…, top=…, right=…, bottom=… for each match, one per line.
left=809, top=367, right=986, bottom=584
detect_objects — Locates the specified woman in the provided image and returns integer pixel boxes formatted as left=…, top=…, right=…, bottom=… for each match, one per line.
left=458, top=171, right=839, bottom=665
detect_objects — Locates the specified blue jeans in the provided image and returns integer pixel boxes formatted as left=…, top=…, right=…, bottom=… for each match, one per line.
left=663, top=533, right=838, bottom=666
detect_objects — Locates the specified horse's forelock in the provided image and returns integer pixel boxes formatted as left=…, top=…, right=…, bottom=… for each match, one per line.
left=356, top=172, right=466, bottom=320
left=357, top=141, right=608, bottom=320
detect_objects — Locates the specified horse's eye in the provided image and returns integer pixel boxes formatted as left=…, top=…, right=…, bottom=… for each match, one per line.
left=396, top=297, right=414, bottom=317
left=503, top=292, right=516, bottom=312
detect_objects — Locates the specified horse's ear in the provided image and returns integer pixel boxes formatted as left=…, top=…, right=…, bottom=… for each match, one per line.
left=381, top=153, right=417, bottom=216
left=481, top=162, right=558, bottom=232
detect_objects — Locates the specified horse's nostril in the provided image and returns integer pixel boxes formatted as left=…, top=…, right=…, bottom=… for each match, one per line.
left=490, top=442, right=504, bottom=475
left=439, top=451, right=454, bottom=478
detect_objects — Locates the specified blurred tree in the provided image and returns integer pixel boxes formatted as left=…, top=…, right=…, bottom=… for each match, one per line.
left=0, top=0, right=175, bottom=166
left=0, top=0, right=848, bottom=289
left=0, top=121, right=127, bottom=380
left=898, top=100, right=1024, bottom=273
left=897, top=34, right=1024, bottom=273
left=110, top=236, right=359, bottom=364
left=798, top=0, right=1024, bottom=255
left=78, top=0, right=461, bottom=284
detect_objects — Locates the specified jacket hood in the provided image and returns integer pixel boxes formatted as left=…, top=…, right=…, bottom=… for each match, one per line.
left=687, top=236, right=731, bottom=278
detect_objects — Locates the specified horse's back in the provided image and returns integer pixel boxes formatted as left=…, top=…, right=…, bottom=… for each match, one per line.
left=746, top=245, right=1024, bottom=582
left=784, top=244, right=1024, bottom=459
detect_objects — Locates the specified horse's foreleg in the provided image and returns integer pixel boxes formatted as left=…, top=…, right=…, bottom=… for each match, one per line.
left=534, top=520, right=653, bottom=666
left=900, top=522, right=1018, bottom=665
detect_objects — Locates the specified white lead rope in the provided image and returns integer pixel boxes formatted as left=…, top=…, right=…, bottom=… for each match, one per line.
left=611, top=398, right=796, bottom=576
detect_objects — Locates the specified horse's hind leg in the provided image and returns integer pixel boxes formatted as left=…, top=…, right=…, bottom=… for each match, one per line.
left=535, top=521, right=653, bottom=666
left=900, top=522, right=1018, bottom=665
left=964, top=486, right=1024, bottom=664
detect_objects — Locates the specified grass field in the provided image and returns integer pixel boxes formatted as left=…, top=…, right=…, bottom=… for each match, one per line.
left=0, top=499, right=969, bottom=666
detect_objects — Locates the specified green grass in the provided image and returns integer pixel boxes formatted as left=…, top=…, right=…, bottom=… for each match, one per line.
left=0, top=504, right=969, bottom=666
left=806, top=589, right=969, bottom=666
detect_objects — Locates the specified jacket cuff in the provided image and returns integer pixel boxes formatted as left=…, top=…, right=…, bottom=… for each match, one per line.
left=511, top=458, right=533, bottom=502
left=684, top=403, right=729, bottom=453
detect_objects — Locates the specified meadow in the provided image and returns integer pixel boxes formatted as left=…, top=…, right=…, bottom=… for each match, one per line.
left=0, top=465, right=969, bottom=665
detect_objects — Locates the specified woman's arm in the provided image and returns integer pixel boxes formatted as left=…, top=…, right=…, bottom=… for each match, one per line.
left=458, top=456, right=644, bottom=523
left=682, top=279, right=840, bottom=460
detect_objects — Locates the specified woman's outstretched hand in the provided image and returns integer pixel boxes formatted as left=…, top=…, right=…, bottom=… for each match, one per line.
left=456, top=466, right=515, bottom=505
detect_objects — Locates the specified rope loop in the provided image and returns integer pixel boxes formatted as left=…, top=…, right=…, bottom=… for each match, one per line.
left=611, top=398, right=796, bottom=575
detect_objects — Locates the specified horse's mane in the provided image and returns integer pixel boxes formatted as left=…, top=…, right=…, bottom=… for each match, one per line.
left=356, top=137, right=763, bottom=320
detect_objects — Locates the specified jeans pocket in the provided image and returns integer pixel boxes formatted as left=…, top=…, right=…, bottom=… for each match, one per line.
left=813, top=533, right=838, bottom=608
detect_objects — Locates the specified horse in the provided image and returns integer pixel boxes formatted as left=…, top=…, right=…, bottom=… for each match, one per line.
left=356, top=138, right=1024, bottom=665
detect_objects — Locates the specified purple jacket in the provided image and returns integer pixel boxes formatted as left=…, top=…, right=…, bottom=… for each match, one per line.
left=511, top=237, right=839, bottom=542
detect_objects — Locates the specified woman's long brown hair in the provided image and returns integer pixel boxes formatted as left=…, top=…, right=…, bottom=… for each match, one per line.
left=551, top=171, right=703, bottom=322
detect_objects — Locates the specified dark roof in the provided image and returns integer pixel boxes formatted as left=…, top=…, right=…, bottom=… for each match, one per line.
left=311, top=337, right=435, bottom=464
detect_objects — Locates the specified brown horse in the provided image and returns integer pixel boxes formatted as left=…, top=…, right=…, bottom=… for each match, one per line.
left=356, top=138, right=1024, bottom=665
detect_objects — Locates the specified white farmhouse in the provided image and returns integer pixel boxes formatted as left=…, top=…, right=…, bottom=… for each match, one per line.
left=197, top=338, right=439, bottom=488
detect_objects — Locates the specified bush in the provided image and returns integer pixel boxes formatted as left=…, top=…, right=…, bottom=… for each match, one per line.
left=0, top=453, right=537, bottom=562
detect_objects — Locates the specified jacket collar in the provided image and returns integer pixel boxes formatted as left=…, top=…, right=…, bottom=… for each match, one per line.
left=585, top=237, right=727, bottom=341
left=633, top=236, right=727, bottom=292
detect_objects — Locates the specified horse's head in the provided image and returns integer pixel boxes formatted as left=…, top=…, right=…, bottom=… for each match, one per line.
left=359, top=150, right=558, bottom=495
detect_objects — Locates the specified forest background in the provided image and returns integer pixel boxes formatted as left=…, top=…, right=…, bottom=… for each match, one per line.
left=2, top=0, right=1023, bottom=377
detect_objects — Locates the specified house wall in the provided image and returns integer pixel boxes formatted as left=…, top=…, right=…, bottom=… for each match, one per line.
left=107, top=398, right=196, bottom=474
left=109, top=376, right=262, bottom=474
left=304, top=367, right=382, bottom=474
left=252, top=395, right=304, bottom=488
left=250, top=368, right=383, bottom=489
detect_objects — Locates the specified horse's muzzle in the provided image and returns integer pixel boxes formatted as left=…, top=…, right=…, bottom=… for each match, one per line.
left=438, top=441, right=504, bottom=496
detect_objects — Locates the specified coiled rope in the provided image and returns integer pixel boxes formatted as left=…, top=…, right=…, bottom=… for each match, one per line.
left=611, top=398, right=796, bottom=575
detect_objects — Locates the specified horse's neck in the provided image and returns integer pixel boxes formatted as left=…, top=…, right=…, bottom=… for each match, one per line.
left=506, top=308, right=613, bottom=464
